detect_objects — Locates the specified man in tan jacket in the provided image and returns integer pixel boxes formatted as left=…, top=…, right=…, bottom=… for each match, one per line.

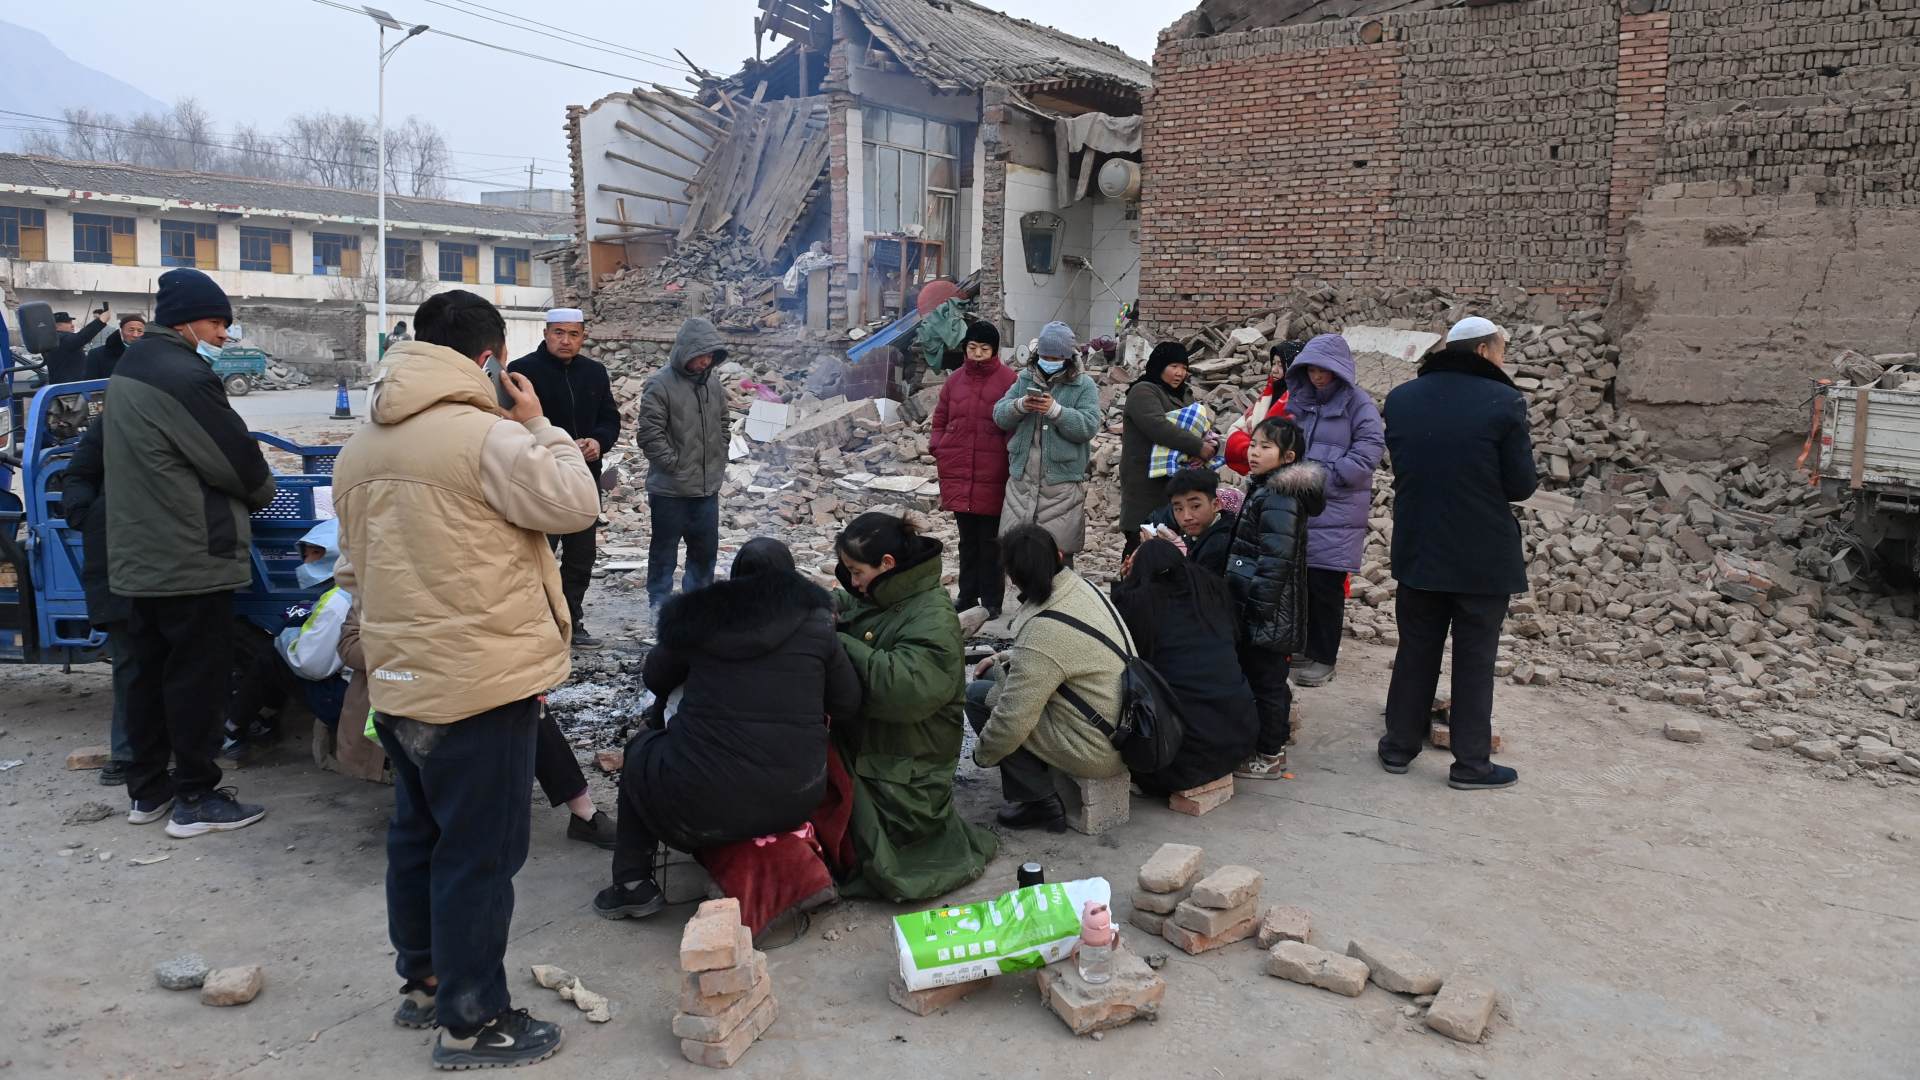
left=332, top=290, right=598, bottom=1070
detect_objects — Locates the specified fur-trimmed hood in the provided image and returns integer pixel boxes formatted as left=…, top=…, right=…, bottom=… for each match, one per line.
left=657, top=570, right=832, bottom=659
left=1261, top=460, right=1326, bottom=496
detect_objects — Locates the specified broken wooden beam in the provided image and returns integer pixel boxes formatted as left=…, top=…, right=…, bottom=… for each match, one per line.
left=614, top=120, right=707, bottom=170
left=594, top=217, right=677, bottom=232
left=624, top=96, right=717, bottom=151
left=604, top=150, right=698, bottom=188
left=635, top=90, right=730, bottom=140
left=597, top=186, right=692, bottom=207
left=593, top=229, right=675, bottom=243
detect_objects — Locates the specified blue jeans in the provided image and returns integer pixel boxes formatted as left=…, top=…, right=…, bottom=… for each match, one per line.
left=376, top=696, right=538, bottom=1035
left=646, top=493, right=719, bottom=611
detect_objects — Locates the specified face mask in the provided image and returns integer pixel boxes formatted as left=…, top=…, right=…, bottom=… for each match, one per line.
left=184, top=326, right=223, bottom=365
left=296, top=560, right=336, bottom=590
left=1036, top=358, right=1065, bottom=376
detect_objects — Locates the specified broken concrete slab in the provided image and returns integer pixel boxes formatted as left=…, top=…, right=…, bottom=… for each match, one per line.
left=1033, top=946, right=1165, bottom=1036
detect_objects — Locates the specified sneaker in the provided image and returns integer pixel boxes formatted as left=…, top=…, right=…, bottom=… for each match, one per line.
left=1291, top=660, right=1336, bottom=688
left=566, top=810, right=617, bottom=851
left=571, top=627, right=603, bottom=651
left=593, top=878, right=666, bottom=920
left=128, top=796, right=174, bottom=825
left=432, top=1009, right=562, bottom=1071
left=394, top=980, right=437, bottom=1029
left=1379, top=755, right=1412, bottom=775
left=1448, top=764, right=1519, bottom=791
left=99, top=761, right=129, bottom=786
left=164, top=788, right=267, bottom=838
left=1234, top=751, right=1288, bottom=780
left=995, top=795, right=1066, bottom=831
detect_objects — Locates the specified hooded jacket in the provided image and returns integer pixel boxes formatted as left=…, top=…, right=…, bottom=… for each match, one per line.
left=929, top=352, right=1016, bottom=515
left=831, top=536, right=998, bottom=901
left=508, top=343, right=623, bottom=477
left=1226, top=462, right=1327, bottom=652
left=1119, top=375, right=1207, bottom=534
left=60, top=416, right=132, bottom=627
left=103, top=324, right=277, bottom=597
left=1383, top=346, right=1538, bottom=595
left=1283, top=334, right=1385, bottom=575
left=636, top=318, right=730, bottom=498
left=976, top=569, right=1129, bottom=781
left=331, top=339, right=600, bottom=723
left=625, top=570, right=863, bottom=852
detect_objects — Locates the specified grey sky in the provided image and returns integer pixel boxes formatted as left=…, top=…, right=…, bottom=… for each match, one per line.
left=7, top=0, right=1184, bottom=201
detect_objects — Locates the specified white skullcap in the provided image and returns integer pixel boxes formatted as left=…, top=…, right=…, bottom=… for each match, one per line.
left=545, top=307, right=585, bottom=324
left=1445, top=315, right=1504, bottom=343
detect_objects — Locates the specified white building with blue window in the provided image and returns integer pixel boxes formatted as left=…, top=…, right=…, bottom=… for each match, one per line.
left=0, top=154, right=571, bottom=368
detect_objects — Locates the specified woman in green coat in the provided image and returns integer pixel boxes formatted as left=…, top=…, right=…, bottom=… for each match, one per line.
left=832, top=512, right=998, bottom=901
left=993, top=321, right=1102, bottom=558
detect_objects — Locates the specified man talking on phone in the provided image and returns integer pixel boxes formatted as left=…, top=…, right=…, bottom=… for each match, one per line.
left=332, top=290, right=598, bottom=1070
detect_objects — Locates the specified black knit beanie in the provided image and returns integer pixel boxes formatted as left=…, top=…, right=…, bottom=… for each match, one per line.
left=963, top=320, right=1000, bottom=351
left=153, top=268, right=233, bottom=328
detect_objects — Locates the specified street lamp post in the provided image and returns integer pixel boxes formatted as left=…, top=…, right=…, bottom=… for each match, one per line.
left=362, top=7, right=427, bottom=360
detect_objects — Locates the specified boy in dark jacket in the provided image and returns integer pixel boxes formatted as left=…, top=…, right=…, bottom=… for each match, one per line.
left=1147, top=468, right=1237, bottom=577
left=1224, top=418, right=1324, bottom=779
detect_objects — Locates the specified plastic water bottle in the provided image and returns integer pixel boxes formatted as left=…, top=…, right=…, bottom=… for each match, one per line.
left=1076, top=900, right=1113, bottom=985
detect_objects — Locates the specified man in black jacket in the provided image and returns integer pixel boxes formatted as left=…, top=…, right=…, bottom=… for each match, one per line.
left=86, top=313, right=146, bottom=380
left=509, top=308, right=622, bottom=649
left=1378, top=316, right=1537, bottom=791
left=46, top=307, right=111, bottom=384
left=61, top=417, right=136, bottom=786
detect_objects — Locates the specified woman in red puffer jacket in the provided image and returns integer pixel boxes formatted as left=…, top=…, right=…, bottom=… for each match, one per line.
left=930, top=321, right=1017, bottom=614
left=1224, top=339, right=1303, bottom=475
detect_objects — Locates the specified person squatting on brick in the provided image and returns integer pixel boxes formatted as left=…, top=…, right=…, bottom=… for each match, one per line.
left=1377, top=316, right=1537, bottom=791
left=333, top=289, right=599, bottom=1069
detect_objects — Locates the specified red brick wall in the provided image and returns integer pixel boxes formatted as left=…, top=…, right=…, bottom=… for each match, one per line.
left=1606, top=11, right=1671, bottom=286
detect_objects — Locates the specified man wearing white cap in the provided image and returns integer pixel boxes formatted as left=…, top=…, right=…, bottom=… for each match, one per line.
left=1376, top=316, right=1536, bottom=791
left=510, top=307, right=622, bottom=649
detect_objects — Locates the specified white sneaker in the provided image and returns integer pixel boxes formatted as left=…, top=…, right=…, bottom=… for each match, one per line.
left=1234, top=751, right=1288, bottom=780
left=128, top=797, right=174, bottom=824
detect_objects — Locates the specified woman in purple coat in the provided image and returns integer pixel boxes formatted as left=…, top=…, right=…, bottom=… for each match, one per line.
left=1284, top=334, right=1385, bottom=687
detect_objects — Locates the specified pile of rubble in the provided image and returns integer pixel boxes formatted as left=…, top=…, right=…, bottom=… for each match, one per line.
left=257, top=359, right=312, bottom=389
left=589, top=230, right=790, bottom=333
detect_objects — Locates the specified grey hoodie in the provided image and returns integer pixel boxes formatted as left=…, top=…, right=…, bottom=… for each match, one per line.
left=635, top=317, right=731, bottom=497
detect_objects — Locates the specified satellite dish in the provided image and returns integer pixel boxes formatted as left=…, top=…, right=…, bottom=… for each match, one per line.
left=1097, top=159, right=1141, bottom=200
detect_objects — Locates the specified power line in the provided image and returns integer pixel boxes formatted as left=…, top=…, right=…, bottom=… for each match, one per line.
left=414, top=0, right=702, bottom=75
left=307, top=0, right=668, bottom=84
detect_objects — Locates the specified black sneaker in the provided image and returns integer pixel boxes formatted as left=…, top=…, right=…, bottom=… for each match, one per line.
left=593, top=878, right=666, bottom=920
left=99, top=761, right=129, bottom=786
left=432, top=1009, right=562, bottom=1071
left=165, top=788, right=267, bottom=838
left=571, top=628, right=603, bottom=651
left=128, top=796, right=174, bottom=825
left=566, top=810, right=617, bottom=851
left=1448, top=764, right=1519, bottom=791
left=995, top=796, right=1066, bottom=832
left=1379, top=754, right=1412, bottom=775
left=394, top=980, right=437, bottom=1029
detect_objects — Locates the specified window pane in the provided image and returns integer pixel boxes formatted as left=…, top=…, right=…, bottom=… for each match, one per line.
left=927, top=122, right=952, bottom=156
left=927, top=156, right=957, bottom=191
left=861, top=106, right=886, bottom=144
left=927, top=194, right=953, bottom=255
left=862, top=149, right=877, bottom=233
left=74, top=213, right=117, bottom=264
left=901, top=152, right=925, bottom=229
left=877, top=147, right=900, bottom=234
left=890, top=111, right=924, bottom=150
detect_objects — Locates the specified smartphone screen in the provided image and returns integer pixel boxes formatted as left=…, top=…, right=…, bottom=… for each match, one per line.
left=483, top=357, right=513, bottom=410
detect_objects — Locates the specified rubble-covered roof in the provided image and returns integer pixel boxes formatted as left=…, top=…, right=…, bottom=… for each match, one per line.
left=1170, top=0, right=1452, bottom=38
left=843, top=0, right=1151, bottom=96
left=0, top=154, right=572, bottom=238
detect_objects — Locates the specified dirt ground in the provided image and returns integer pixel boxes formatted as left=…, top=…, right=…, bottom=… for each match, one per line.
left=4, top=610, right=1919, bottom=1080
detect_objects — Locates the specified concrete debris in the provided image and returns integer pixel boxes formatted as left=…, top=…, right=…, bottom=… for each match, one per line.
left=65, top=746, right=110, bottom=771
left=155, top=954, right=210, bottom=991
left=1663, top=715, right=1704, bottom=743
left=63, top=801, right=116, bottom=825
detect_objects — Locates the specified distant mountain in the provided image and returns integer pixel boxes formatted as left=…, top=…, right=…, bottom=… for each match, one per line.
left=0, top=19, right=168, bottom=146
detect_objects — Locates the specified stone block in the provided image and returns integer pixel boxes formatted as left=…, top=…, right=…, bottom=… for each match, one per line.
left=155, top=954, right=210, bottom=990
left=1190, top=865, right=1263, bottom=909
left=1266, top=941, right=1368, bottom=997
left=1257, top=905, right=1311, bottom=948
left=696, top=950, right=768, bottom=998
left=1793, top=739, right=1840, bottom=762
left=1172, top=897, right=1258, bottom=937
left=1128, top=907, right=1169, bottom=935
left=1426, top=977, right=1498, bottom=1043
left=1663, top=715, right=1703, bottom=743
left=1033, top=946, right=1165, bottom=1035
left=200, top=966, right=265, bottom=1006
left=679, top=995, right=777, bottom=1068
left=888, top=972, right=990, bottom=1017
left=1161, top=913, right=1258, bottom=955
left=1052, top=771, right=1130, bottom=836
left=1137, top=842, right=1205, bottom=893
left=672, top=975, right=771, bottom=1042
left=1346, top=938, right=1443, bottom=995
left=65, top=746, right=110, bottom=770
left=1131, top=886, right=1189, bottom=915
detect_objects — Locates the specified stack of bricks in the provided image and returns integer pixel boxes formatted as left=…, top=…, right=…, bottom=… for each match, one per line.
left=673, top=899, right=777, bottom=1069
left=1163, top=865, right=1264, bottom=956
left=1128, top=842, right=1203, bottom=935
left=1168, top=774, right=1233, bottom=816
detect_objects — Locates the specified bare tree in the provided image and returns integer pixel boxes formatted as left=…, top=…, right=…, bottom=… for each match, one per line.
left=171, top=98, right=217, bottom=172
left=384, top=116, right=449, bottom=199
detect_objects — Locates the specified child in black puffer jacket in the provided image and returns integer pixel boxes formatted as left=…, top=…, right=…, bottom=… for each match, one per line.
left=1224, top=417, right=1325, bottom=779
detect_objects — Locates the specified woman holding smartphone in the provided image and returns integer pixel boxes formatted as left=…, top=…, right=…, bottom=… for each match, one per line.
left=992, top=321, right=1102, bottom=566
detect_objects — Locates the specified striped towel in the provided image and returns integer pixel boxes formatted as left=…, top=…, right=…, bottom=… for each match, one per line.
left=1148, top=402, right=1222, bottom=478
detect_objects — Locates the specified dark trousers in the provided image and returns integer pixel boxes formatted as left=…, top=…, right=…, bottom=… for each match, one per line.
left=611, top=759, right=660, bottom=886
left=646, top=494, right=719, bottom=611
left=1240, top=644, right=1293, bottom=756
left=954, top=512, right=1004, bottom=613
left=1380, top=587, right=1508, bottom=778
left=533, top=705, right=588, bottom=808
left=964, top=678, right=1057, bottom=804
left=228, top=626, right=298, bottom=740
left=548, top=524, right=598, bottom=630
left=376, top=697, right=538, bottom=1035
left=123, top=592, right=234, bottom=804
left=104, top=625, right=134, bottom=763
left=1304, top=569, right=1347, bottom=666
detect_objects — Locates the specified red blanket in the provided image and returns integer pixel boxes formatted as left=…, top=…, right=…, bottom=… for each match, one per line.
left=696, top=748, right=858, bottom=936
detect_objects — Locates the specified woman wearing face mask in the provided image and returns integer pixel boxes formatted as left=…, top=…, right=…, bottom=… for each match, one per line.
left=1119, top=342, right=1213, bottom=558
left=929, top=320, right=1017, bottom=616
left=993, top=321, right=1102, bottom=565
left=830, top=512, right=997, bottom=902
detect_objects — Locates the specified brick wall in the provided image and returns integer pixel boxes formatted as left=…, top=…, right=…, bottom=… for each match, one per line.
left=1605, top=10, right=1670, bottom=286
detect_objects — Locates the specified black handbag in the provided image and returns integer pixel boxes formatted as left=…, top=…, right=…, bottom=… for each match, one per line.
left=1034, top=590, right=1186, bottom=775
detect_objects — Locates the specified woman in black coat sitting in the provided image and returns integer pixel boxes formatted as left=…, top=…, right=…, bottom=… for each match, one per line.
left=1112, top=538, right=1259, bottom=793
left=594, top=538, right=863, bottom=918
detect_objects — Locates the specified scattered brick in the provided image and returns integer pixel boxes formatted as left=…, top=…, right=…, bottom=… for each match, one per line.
left=1346, top=938, right=1444, bottom=995
left=1190, top=865, right=1263, bottom=910
left=1426, top=977, right=1499, bottom=1043
left=1162, top=913, right=1259, bottom=955
left=1136, top=842, right=1205, bottom=893
left=1034, top=945, right=1165, bottom=1035
left=1172, top=897, right=1259, bottom=937
left=1266, top=941, right=1368, bottom=997
left=887, top=972, right=991, bottom=1017
left=1257, top=905, right=1312, bottom=948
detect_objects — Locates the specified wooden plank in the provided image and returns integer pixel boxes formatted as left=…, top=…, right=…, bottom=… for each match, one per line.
left=635, top=90, right=730, bottom=140
left=625, top=96, right=716, bottom=151
left=596, top=185, right=692, bottom=207
left=1851, top=388, right=1870, bottom=490
left=595, top=217, right=676, bottom=230
left=614, top=119, right=707, bottom=169
left=603, top=150, right=697, bottom=187
left=594, top=229, right=675, bottom=242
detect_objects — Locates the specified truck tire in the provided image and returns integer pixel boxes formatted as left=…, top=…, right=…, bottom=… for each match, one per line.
left=224, top=373, right=253, bottom=397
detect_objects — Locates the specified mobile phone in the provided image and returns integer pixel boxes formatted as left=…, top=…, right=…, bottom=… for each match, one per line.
left=483, top=356, right=513, bottom=410
left=1025, top=388, right=1046, bottom=399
